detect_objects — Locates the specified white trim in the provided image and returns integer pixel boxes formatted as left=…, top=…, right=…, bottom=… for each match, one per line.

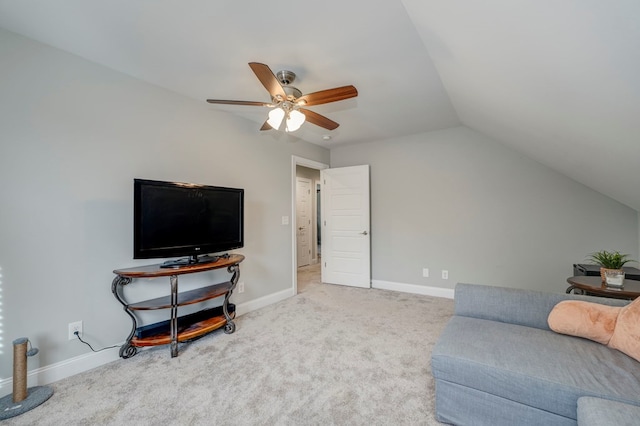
left=233, top=287, right=294, bottom=316
left=372, top=280, right=455, bottom=299
left=291, top=156, right=329, bottom=295
left=0, top=346, right=121, bottom=397
left=0, top=288, right=296, bottom=398
left=0, top=280, right=447, bottom=397
left=292, top=156, right=329, bottom=171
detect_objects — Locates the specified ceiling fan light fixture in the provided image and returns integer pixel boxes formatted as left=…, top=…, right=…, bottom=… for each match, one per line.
left=285, top=109, right=306, bottom=132
left=267, top=107, right=285, bottom=130
left=207, top=63, right=358, bottom=133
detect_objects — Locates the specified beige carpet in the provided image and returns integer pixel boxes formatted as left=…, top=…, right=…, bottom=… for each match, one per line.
left=5, top=264, right=454, bottom=425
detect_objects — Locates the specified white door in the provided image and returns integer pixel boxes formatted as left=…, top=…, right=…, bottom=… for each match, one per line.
left=321, top=165, right=371, bottom=288
left=296, top=177, right=312, bottom=267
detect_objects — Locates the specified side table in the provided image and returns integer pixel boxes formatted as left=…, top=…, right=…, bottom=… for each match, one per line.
left=566, top=275, right=640, bottom=300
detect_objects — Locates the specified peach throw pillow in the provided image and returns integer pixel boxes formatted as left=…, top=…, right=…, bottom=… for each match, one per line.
left=548, top=300, right=620, bottom=345
left=608, top=297, right=640, bottom=362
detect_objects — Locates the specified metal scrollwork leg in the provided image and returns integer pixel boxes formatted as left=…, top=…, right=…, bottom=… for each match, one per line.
left=224, top=321, right=236, bottom=334
left=119, top=343, right=138, bottom=359
left=170, top=274, right=179, bottom=357
left=112, top=275, right=139, bottom=359
left=566, top=285, right=585, bottom=295
left=223, top=264, right=240, bottom=334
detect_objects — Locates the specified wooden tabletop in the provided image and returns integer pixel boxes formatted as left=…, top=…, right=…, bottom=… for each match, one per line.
left=566, top=275, right=640, bottom=300
left=114, top=254, right=244, bottom=278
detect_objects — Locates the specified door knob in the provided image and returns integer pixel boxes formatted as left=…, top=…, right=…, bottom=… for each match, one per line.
left=360, top=231, right=368, bottom=235
left=298, top=227, right=304, bottom=230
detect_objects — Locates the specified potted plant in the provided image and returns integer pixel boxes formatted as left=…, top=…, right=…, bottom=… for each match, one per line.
left=587, top=250, right=636, bottom=285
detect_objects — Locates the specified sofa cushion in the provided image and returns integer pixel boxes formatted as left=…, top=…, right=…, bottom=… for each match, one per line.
left=577, top=396, right=640, bottom=426
left=435, top=379, right=576, bottom=426
left=608, top=297, right=640, bottom=363
left=548, top=300, right=619, bottom=345
left=454, top=283, right=628, bottom=331
left=432, top=316, right=640, bottom=420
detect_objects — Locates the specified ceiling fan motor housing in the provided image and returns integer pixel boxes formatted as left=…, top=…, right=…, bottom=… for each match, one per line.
left=276, top=70, right=296, bottom=85
left=275, top=70, right=302, bottom=101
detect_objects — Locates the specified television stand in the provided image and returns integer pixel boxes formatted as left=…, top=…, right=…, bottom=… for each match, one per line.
left=112, top=254, right=244, bottom=358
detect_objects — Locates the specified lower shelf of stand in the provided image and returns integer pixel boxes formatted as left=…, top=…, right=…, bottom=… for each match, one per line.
left=130, top=313, right=235, bottom=347
left=128, top=282, right=232, bottom=310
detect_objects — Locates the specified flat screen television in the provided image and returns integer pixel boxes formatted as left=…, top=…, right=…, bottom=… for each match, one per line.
left=134, top=178, right=244, bottom=267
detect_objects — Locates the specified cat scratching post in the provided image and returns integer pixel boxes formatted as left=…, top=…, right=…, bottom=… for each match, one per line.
left=0, top=338, right=53, bottom=420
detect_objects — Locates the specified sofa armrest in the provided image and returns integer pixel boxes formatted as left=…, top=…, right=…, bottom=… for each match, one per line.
left=454, top=283, right=628, bottom=331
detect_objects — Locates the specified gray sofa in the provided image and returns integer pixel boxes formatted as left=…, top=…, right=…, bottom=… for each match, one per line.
left=431, top=283, right=640, bottom=426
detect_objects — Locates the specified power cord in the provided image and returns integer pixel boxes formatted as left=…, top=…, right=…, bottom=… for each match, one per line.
left=74, top=331, right=120, bottom=353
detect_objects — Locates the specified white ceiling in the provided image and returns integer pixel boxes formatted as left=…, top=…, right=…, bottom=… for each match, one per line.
left=1, top=1, right=639, bottom=211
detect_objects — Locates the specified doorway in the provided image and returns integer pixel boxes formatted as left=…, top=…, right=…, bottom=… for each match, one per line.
left=292, top=156, right=328, bottom=294
left=291, top=157, right=371, bottom=293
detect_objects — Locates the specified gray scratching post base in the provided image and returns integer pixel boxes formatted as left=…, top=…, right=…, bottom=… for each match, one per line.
left=0, top=386, right=54, bottom=420
left=1, top=337, right=53, bottom=419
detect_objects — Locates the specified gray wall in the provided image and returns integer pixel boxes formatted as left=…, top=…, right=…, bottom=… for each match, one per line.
left=330, top=127, right=639, bottom=293
left=0, top=29, right=329, bottom=380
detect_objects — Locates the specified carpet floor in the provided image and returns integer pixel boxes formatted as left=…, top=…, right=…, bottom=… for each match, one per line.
left=5, top=264, right=454, bottom=425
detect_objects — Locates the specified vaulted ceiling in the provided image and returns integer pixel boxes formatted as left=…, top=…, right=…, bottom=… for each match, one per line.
left=1, top=1, right=639, bottom=211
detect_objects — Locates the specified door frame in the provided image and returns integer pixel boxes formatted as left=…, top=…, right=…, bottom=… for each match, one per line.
left=291, top=156, right=329, bottom=294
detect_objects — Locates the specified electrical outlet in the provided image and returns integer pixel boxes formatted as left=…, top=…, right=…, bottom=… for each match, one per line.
left=238, top=282, right=245, bottom=293
left=422, top=268, right=429, bottom=278
left=68, top=321, right=83, bottom=340
left=442, top=270, right=449, bottom=280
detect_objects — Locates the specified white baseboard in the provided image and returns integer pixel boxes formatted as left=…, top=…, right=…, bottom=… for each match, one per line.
left=1, top=284, right=441, bottom=396
left=372, top=280, right=455, bottom=299
left=234, top=287, right=294, bottom=316
left=0, top=346, right=121, bottom=397
left=0, top=287, right=296, bottom=398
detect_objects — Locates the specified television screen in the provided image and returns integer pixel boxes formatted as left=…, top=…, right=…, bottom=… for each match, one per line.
left=134, top=179, right=244, bottom=265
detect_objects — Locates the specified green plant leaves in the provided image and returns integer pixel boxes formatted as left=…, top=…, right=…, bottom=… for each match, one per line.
left=587, top=250, right=636, bottom=269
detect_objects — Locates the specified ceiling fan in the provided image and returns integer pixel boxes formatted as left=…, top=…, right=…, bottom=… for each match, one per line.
left=206, top=62, right=358, bottom=133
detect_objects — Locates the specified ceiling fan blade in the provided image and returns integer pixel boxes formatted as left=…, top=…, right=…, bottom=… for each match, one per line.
left=248, top=62, right=287, bottom=100
left=296, top=85, right=358, bottom=106
left=299, top=108, right=339, bottom=130
left=260, top=121, right=273, bottom=131
left=206, top=99, right=271, bottom=107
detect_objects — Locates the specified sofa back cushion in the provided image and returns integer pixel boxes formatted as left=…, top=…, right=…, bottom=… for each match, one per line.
left=454, top=283, right=628, bottom=331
